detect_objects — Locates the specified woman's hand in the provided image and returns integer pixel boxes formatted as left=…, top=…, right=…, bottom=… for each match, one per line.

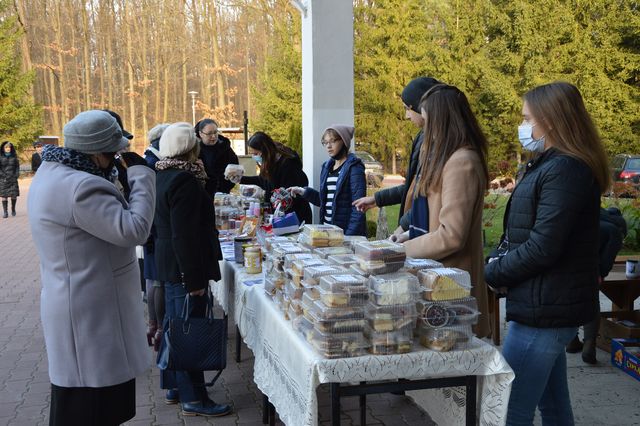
left=353, top=196, right=376, bottom=212
left=287, top=187, right=305, bottom=198
left=224, top=164, right=244, bottom=183
left=389, top=230, right=410, bottom=243
left=189, top=288, right=206, bottom=297
left=117, top=152, right=147, bottom=169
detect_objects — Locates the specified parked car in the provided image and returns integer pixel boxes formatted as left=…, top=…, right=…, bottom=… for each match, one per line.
left=355, top=151, right=384, bottom=188
left=611, top=154, right=640, bottom=196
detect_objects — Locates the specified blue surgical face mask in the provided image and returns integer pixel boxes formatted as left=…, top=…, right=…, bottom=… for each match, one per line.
left=252, top=155, right=262, bottom=165
left=518, top=124, right=545, bottom=153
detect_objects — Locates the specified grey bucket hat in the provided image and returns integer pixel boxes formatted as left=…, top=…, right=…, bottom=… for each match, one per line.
left=63, top=110, right=130, bottom=154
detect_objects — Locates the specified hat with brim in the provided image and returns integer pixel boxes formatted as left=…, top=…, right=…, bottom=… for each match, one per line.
left=63, top=110, right=130, bottom=154
left=103, top=109, right=134, bottom=140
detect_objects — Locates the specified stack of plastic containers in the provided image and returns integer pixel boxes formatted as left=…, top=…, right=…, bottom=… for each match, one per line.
left=415, top=267, right=478, bottom=351
left=264, top=242, right=310, bottom=310
left=364, top=272, right=420, bottom=354
left=402, top=257, right=443, bottom=276
left=326, top=254, right=361, bottom=268
left=353, top=240, right=406, bottom=275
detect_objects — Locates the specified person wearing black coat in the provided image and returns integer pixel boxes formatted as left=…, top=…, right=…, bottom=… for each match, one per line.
left=485, top=82, right=611, bottom=425
left=196, top=118, right=239, bottom=196
left=153, top=123, right=231, bottom=418
left=290, top=125, right=367, bottom=236
left=228, top=131, right=312, bottom=224
left=352, top=76, right=441, bottom=229
left=31, top=142, right=43, bottom=173
left=0, top=141, right=20, bottom=218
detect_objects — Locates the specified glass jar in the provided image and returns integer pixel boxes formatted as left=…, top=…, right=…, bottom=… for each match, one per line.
left=244, top=246, right=262, bottom=274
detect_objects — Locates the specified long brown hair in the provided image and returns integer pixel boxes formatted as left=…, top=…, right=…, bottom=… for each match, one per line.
left=524, top=82, right=611, bottom=193
left=417, top=84, right=489, bottom=196
left=248, top=131, right=295, bottom=181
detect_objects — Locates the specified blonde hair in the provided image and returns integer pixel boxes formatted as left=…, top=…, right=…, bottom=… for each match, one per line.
left=174, top=143, right=200, bottom=163
left=524, top=82, right=611, bottom=193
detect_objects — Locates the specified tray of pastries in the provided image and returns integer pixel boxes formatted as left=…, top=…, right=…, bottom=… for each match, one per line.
left=418, top=268, right=472, bottom=301
left=364, top=301, right=417, bottom=332
left=418, top=324, right=474, bottom=352
left=299, top=224, right=344, bottom=247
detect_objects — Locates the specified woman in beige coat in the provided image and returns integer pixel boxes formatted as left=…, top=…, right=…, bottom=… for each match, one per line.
left=392, top=84, right=491, bottom=338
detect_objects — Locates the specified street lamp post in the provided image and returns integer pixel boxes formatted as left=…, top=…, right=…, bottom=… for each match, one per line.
left=188, top=91, right=198, bottom=125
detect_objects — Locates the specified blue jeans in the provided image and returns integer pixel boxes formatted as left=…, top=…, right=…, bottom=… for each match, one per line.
left=160, top=283, right=208, bottom=404
left=502, top=322, right=578, bottom=426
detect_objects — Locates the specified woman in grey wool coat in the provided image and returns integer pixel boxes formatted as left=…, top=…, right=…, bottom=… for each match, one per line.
left=28, top=110, right=156, bottom=426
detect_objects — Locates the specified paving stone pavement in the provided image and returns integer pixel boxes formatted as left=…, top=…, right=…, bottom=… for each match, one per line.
left=1, top=177, right=639, bottom=426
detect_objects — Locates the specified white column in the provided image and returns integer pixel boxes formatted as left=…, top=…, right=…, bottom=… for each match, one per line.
left=297, top=0, right=354, bottom=222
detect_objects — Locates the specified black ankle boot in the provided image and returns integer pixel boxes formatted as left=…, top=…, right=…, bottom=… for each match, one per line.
left=582, top=339, right=597, bottom=364
left=2, top=200, right=7, bottom=218
left=566, top=335, right=583, bottom=353
left=10, top=198, right=16, bottom=216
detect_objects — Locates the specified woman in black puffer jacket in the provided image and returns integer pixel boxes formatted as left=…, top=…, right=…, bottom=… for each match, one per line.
left=485, top=82, right=610, bottom=426
left=0, top=141, right=20, bottom=218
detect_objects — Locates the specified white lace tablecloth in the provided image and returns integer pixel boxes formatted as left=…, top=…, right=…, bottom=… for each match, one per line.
left=218, top=260, right=514, bottom=426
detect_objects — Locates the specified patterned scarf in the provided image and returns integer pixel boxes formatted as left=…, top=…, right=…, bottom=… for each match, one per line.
left=155, top=158, right=208, bottom=187
left=41, top=144, right=112, bottom=180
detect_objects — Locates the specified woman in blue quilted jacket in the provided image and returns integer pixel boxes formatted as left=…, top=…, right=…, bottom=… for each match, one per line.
left=289, top=125, right=367, bottom=236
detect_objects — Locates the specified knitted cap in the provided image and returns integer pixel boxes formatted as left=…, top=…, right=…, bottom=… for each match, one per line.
left=325, top=124, right=355, bottom=150
left=63, top=110, right=130, bottom=154
left=159, top=122, right=197, bottom=158
left=401, top=77, right=441, bottom=113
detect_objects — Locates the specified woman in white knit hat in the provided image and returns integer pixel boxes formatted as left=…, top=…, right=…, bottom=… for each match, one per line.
left=153, top=122, right=231, bottom=417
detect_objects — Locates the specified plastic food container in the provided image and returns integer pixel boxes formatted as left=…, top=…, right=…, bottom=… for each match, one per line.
left=353, top=240, right=406, bottom=262
left=364, top=302, right=417, bottom=332
left=266, top=270, right=285, bottom=290
left=284, top=253, right=321, bottom=269
left=285, top=279, right=304, bottom=300
left=313, top=246, right=353, bottom=259
left=307, top=300, right=365, bottom=334
left=289, top=298, right=303, bottom=320
left=308, top=329, right=369, bottom=358
left=416, top=298, right=479, bottom=328
left=299, top=224, right=344, bottom=247
left=292, top=258, right=330, bottom=274
left=367, top=272, right=420, bottom=306
left=364, top=324, right=413, bottom=355
left=264, top=275, right=278, bottom=296
left=418, top=324, right=475, bottom=352
left=342, top=235, right=368, bottom=250
left=326, top=254, right=361, bottom=266
left=418, top=268, right=472, bottom=301
left=349, top=264, right=370, bottom=278
left=357, top=259, right=405, bottom=275
left=303, top=265, right=351, bottom=285
left=403, top=258, right=444, bottom=275
left=318, top=284, right=368, bottom=308
left=285, top=268, right=303, bottom=287
left=264, top=236, right=294, bottom=252
left=319, top=274, right=367, bottom=289
left=293, top=315, right=314, bottom=341
left=301, top=280, right=320, bottom=300
left=301, top=292, right=317, bottom=321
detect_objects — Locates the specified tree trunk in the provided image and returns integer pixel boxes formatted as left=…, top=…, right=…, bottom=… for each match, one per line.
left=54, top=2, right=70, bottom=123
left=81, top=0, right=92, bottom=108
left=124, top=2, right=137, bottom=149
left=43, top=27, right=61, bottom=135
left=210, top=0, right=226, bottom=108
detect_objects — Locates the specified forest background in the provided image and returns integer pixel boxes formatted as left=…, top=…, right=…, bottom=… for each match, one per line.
left=1, top=0, right=639, bottom=174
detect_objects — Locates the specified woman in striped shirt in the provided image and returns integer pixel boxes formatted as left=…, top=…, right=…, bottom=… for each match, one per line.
left=289, top=125, right=367, bottom=236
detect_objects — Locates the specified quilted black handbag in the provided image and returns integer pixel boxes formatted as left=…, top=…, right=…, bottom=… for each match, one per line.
left=157, top=291, right=227, bottom=384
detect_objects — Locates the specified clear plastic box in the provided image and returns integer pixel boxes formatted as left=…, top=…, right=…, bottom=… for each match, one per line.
left=301, top=280, right=320, bottom=300
left=353, top=240, right=406, bottom=262
left=288, top=298, right=303, bottom=320
left=342, top=235, right=368, bottom=250
left=326, top=254, right=361, bottom=266
left=284, top=268, right=303, bottom=287
left=292, top=258, right=330, bottom=274
left=307, top=300, right=365, bottom=334
left=283, top=253, right=320, bottom=269
left=350, top=264, right=371, bottom=278
left=364, top=324, right=413, bottom=355
left=308, top=329, right=369, bottom=358
left=313, top=246, right=353, bottom=259
left=285, top=279, right=304, bottom=300
left=272, top=243, right=312, bottom=258
left=293, top=315, right=314, bottom=341
left=403, top=258, right=444, bottom=275
left=303, top=265, right=351, bottom=285
left=264, top=275, right=278, bottom=296
left=299, top=224, right=344, bottom=247
left=416, top=298, right=479, bottom=328
left=367, top=272, right=421, bottom=306
left=364, top=302, right=417, bottom=332
left=357, top=259, right=405, bottom=275
left=266, top=270, right=285, bottom=290
left=301, top=292, right=317, bottom=321
left=318, top=284, right=368, bottom=308
left=418, top=268, right=472, bottom=301
left=417, top=324, right=475, bottom=352
left=319, top=274, right=367, bottom=290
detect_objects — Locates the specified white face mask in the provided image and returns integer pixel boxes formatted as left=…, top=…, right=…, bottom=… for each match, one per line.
left=518, top=124, right=545, bottom=153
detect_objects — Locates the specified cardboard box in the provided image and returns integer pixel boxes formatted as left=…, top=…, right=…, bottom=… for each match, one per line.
left=597, top=311, right=640, bottom=352
left=611, top=339, right=640, bottom=382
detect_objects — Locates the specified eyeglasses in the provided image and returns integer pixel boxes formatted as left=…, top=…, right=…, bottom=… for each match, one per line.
left=321, top=139, right=340, bottom=147
left=201, top=130, right=218, bottom=137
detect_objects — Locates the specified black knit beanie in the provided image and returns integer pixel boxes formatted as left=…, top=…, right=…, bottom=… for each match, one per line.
left=401, top=77, right=441, bottom=113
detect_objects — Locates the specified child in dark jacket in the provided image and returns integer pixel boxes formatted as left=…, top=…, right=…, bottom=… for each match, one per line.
left=290, top=125, right=367, bottom=236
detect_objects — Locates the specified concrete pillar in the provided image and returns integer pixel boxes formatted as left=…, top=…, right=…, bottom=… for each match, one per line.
left=296, top=0, right=354, bottom=222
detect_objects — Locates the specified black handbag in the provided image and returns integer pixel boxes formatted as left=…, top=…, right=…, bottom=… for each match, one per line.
left=157, top=291, right=227, bottom=385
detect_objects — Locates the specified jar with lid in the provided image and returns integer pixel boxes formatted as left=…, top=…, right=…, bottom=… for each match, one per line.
left=244, top=246, right=262, bottom=274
